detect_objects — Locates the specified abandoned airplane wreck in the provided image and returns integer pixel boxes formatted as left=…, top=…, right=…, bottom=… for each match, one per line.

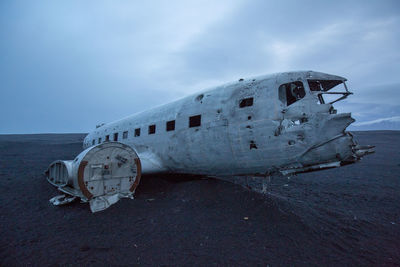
left=46, top=70, right=374, bottom=212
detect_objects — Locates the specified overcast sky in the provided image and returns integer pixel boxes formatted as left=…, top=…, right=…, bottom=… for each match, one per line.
left=0, top=0, right=399, bottom=133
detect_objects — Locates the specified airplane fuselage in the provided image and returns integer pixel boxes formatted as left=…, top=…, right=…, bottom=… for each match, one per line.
left=83, top=71, right=366, bottom=177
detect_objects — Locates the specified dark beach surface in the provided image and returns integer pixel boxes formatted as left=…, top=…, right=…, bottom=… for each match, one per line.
left=0, top=131, right=399, bottom=265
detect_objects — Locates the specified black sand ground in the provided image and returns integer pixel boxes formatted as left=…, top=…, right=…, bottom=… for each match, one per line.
left=0, top=132, right=399, bottom=265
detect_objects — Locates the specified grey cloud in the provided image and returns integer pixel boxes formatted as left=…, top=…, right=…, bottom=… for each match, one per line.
left=176, top=1, right=400, bottom=83
left=0, top=0, right=399, bottom=133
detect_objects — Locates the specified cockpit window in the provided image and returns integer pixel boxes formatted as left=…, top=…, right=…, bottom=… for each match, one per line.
left=308, top=79, right=352, bottom=104
left=279, top=81, right=305, bottom=106
left=308, top=80, right=343, bottom=91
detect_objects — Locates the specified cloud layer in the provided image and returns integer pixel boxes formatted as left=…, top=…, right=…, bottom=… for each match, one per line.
left=0, top=0, right=399, bottom=133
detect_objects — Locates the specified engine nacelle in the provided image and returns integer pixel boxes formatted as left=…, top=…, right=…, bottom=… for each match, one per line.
left=45, top=142, right=141, bottom=212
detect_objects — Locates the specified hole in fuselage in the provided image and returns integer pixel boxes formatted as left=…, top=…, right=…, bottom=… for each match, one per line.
left=250, top=141, right=258, bottom=149
left=195, top=94, right=204, bottom=101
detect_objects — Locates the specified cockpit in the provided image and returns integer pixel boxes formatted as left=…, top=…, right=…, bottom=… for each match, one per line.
left=307, top=79, right=352, bottom=105
left=279, top=81, right=306, bottom=106
left=278, top=77, right=352, bottom=107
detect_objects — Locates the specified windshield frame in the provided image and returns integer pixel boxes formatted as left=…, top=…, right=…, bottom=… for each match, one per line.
left=307, top=79, right=353, bottom=104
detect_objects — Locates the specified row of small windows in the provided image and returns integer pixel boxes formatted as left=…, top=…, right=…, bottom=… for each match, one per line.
left=91, top=115, right=202, bottom=145
left=90, top=96, right=256, bottom=146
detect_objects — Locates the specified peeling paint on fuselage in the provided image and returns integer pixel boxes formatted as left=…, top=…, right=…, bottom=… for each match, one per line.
left=83, top=71, right=369, bottom=176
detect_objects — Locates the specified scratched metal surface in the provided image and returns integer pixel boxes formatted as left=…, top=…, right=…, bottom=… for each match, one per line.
left=83, top=71, right=362, bottom=176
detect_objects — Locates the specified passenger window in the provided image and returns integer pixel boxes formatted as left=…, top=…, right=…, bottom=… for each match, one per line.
left=113, top=133, right=118, bottom=141
left=166, top=120, right=175, bottom=131
left=239, top=97, right=253, bottom=108
left=189, top=115, right=201, bottom=127
left=134, top=128, right=140, bottom=137
left=92, top=139, right=95, bottom=146
left=279, top=81, right=306, bottom=106
left=123, top=131, right=128, bottom=139
left=105, top=135, right=110, bottom=141
left=149, top=125, right=156, bottom=134
left=98, top=137, right=102, bottom=144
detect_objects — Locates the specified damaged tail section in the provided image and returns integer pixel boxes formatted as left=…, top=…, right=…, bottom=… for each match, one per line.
left=45, top=142, right=141, bottom=212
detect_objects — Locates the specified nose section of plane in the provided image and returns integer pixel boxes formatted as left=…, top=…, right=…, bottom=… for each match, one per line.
left=320, top=113, right=375, bottom=164
left=280, top=112, right=375, bottom=175
left=300, top=113, right=355, bottom=162
left=341, top=131, right=375, bottom=165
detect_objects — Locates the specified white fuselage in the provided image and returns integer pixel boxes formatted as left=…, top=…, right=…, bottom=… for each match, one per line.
left=83, top=71, right=358, bottom=176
